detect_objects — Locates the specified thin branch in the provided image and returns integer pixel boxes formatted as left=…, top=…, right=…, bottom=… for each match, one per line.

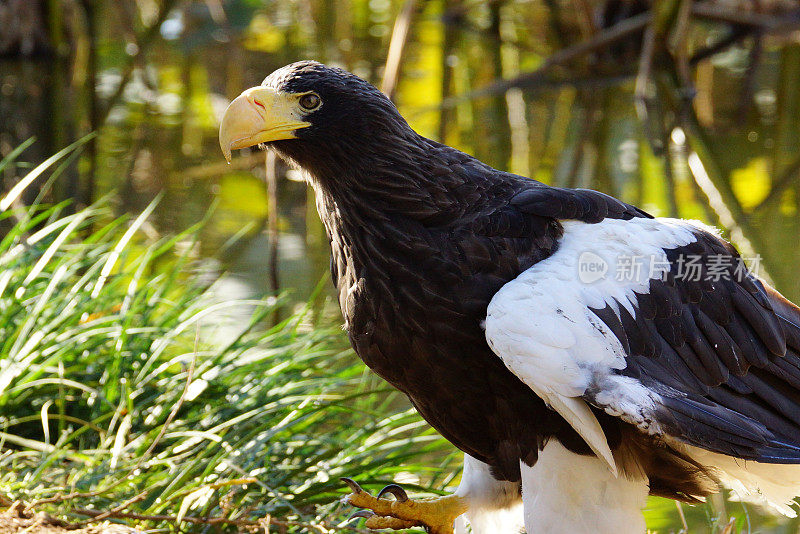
left=686, top=151, right=760, bottom=259
left=634, top=25, right=656, bottom=121
left=683, top=148, right=723, bottom=226
left=73, top=491, right=148, bottom=526
left=265, top=150, right=280, bottom=325
left=657, top=104, right=681, bottom=218
left=691, top=4, right=800, bottom=31
left=753, top=156, right=800, bottom=211
left=381, top=0, right=418, bottom=100
left=672, top=0, right=694, bottom=96
left=675, top=500, right=689, bottom=533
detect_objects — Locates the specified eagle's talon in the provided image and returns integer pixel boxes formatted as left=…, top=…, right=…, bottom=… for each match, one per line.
left=343, top=480, right=467, bottom=534
left=377, top=483, right=409, bottom=502
left=341, top=477, right=365, bottom=494
left=348, top=510, right=376, bottom=520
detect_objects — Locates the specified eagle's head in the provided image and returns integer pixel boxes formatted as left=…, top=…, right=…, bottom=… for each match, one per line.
left=219, top=61, right=415, bottom=180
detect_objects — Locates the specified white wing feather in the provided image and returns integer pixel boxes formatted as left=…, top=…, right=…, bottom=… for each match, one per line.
left=484, top=217, right=699, bottom=475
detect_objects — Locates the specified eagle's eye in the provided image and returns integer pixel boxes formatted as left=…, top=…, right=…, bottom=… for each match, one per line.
left=299, top=93, right=321, bottom=111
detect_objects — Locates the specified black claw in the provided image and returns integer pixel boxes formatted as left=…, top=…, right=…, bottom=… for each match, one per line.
left=348, top=510, right=376, bottom=520
left=341, top=477, right=364, bottom=494
left=377, top=483, right=409, bottom=502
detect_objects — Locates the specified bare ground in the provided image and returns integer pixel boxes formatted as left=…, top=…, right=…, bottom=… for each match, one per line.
left=0, top=503, right=141, bottom=534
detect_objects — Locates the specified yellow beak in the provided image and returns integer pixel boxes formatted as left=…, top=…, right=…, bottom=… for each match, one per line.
left=218, top=86, right=311, bottom=163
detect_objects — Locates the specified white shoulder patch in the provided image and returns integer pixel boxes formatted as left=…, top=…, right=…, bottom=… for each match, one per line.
left=484, top=217, right=703, bottom=474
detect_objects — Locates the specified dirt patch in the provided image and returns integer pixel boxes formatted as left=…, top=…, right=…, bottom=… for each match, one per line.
left=0, top=504, right=140, bottom=534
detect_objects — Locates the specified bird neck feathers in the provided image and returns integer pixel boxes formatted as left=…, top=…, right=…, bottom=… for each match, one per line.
left=288, top=135, right=482, bottom=231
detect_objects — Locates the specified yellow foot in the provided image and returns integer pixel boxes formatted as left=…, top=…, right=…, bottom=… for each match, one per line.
left=342, top=478, right=467, bottom=534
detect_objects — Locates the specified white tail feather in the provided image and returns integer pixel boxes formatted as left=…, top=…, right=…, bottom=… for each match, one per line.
left=685, top=445, right=800, bottom=517
left=545, top=393, right=618, bottom=477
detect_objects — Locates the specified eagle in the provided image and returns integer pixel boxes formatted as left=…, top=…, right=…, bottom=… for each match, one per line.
left=219, top=61, right=800, bottom=534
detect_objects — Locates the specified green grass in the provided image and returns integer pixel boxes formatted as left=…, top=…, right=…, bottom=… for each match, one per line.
left=0, top=142, right=457, bottom=532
